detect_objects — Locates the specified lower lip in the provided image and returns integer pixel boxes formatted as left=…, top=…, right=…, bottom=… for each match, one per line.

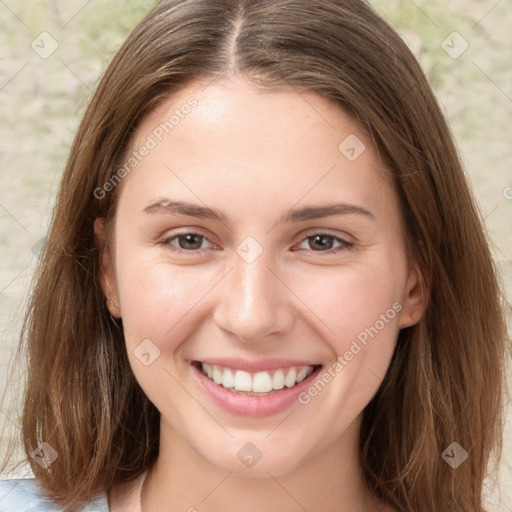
left=189, top=362, right=321, bottom=417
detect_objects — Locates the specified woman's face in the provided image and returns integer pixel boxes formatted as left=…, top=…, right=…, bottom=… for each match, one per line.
left=97, top=76, right=424, bottom=476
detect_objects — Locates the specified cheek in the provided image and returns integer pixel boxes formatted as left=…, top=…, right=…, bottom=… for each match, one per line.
left=291, top=256, right=404, bottom=344
left=290, top=258, right=403, bottom=415
left=116, top=244, right=406, bottom=357
left=115, top=256, right=219, bottom=415
left=116, top=256, right=216, bottom=349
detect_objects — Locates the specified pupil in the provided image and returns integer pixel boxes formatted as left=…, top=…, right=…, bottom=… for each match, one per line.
left=180, top=234, right=201, bottom=249
left=311, top=234, right=332, bottom=250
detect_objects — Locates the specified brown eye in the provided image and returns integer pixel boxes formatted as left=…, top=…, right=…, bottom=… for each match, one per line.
left=295, top=232, right=353, bottom=254
left=177, top=233, right=204, bottom=250
left=308, top=234, right=336, bottom=251
left=161, top=231, right=213, bottom=252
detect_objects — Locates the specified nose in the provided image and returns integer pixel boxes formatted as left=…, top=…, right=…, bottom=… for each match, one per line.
left=212, top=249, right=294, bottom=343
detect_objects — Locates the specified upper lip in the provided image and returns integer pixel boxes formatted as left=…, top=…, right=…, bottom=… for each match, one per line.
left=192, top=357, right=321, bottom=373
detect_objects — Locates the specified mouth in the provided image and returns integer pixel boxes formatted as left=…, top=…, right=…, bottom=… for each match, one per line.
left=191, top=361, right=322, bottom=396
left=188, top=359, right=323, bottom=418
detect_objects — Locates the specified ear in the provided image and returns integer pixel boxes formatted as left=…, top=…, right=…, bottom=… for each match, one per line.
left=94, top=217, right=121, bottom=318
left=399, top=262, right=429, bottom=328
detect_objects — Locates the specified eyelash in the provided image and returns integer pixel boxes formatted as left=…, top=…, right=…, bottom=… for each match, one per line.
left=159, top=230, right=353, bottom=255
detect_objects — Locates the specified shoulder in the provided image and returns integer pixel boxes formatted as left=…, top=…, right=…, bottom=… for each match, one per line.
left=0, top=479, right=109, bottom=512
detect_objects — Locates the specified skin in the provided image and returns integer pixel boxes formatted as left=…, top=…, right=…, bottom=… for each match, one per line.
left=96, top=75, right=426, bottom=512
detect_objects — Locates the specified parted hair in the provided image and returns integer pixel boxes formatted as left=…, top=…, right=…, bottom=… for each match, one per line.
left=2, top=0, right=509, bottom=510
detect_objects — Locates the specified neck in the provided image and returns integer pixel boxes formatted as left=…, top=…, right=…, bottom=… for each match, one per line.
left=138, top=414, right=383, bottom=512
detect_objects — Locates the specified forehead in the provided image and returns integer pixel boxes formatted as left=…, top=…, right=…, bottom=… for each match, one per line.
left=119, top=76, right=395, bottom=221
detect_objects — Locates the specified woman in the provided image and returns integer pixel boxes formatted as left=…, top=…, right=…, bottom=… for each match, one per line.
left=0, top=0, right=509, bottom=510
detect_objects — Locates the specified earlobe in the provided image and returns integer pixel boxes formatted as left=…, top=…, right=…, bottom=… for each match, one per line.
left=399, top=262, right=429, bottom=329
left=94, top=217, right=121, bottom=318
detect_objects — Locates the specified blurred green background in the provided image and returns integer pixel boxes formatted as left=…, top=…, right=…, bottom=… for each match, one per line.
left=1, top=0, right=511, bottom=508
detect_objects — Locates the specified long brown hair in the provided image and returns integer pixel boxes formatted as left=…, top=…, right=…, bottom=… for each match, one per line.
left=2, top=0, right=509, bottom=510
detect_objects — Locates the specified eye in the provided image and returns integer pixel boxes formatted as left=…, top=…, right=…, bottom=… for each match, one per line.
left=159, top=230, right=352, bottom=255
left=295, top=232, right=353, bottom=254
left=160, top=231, right=216, bottom=252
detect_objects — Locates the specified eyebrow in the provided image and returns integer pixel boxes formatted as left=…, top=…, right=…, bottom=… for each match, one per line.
left=143, top=198, right=375, bottom=223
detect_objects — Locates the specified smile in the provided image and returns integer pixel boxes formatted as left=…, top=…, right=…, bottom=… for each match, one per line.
left=195, top=361, right=318, bottom=395
left=190, top=360, right=323, bottom=417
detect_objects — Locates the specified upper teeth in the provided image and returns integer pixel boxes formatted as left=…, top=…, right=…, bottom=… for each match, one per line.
left=201, top=363, right=314, bottom=393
